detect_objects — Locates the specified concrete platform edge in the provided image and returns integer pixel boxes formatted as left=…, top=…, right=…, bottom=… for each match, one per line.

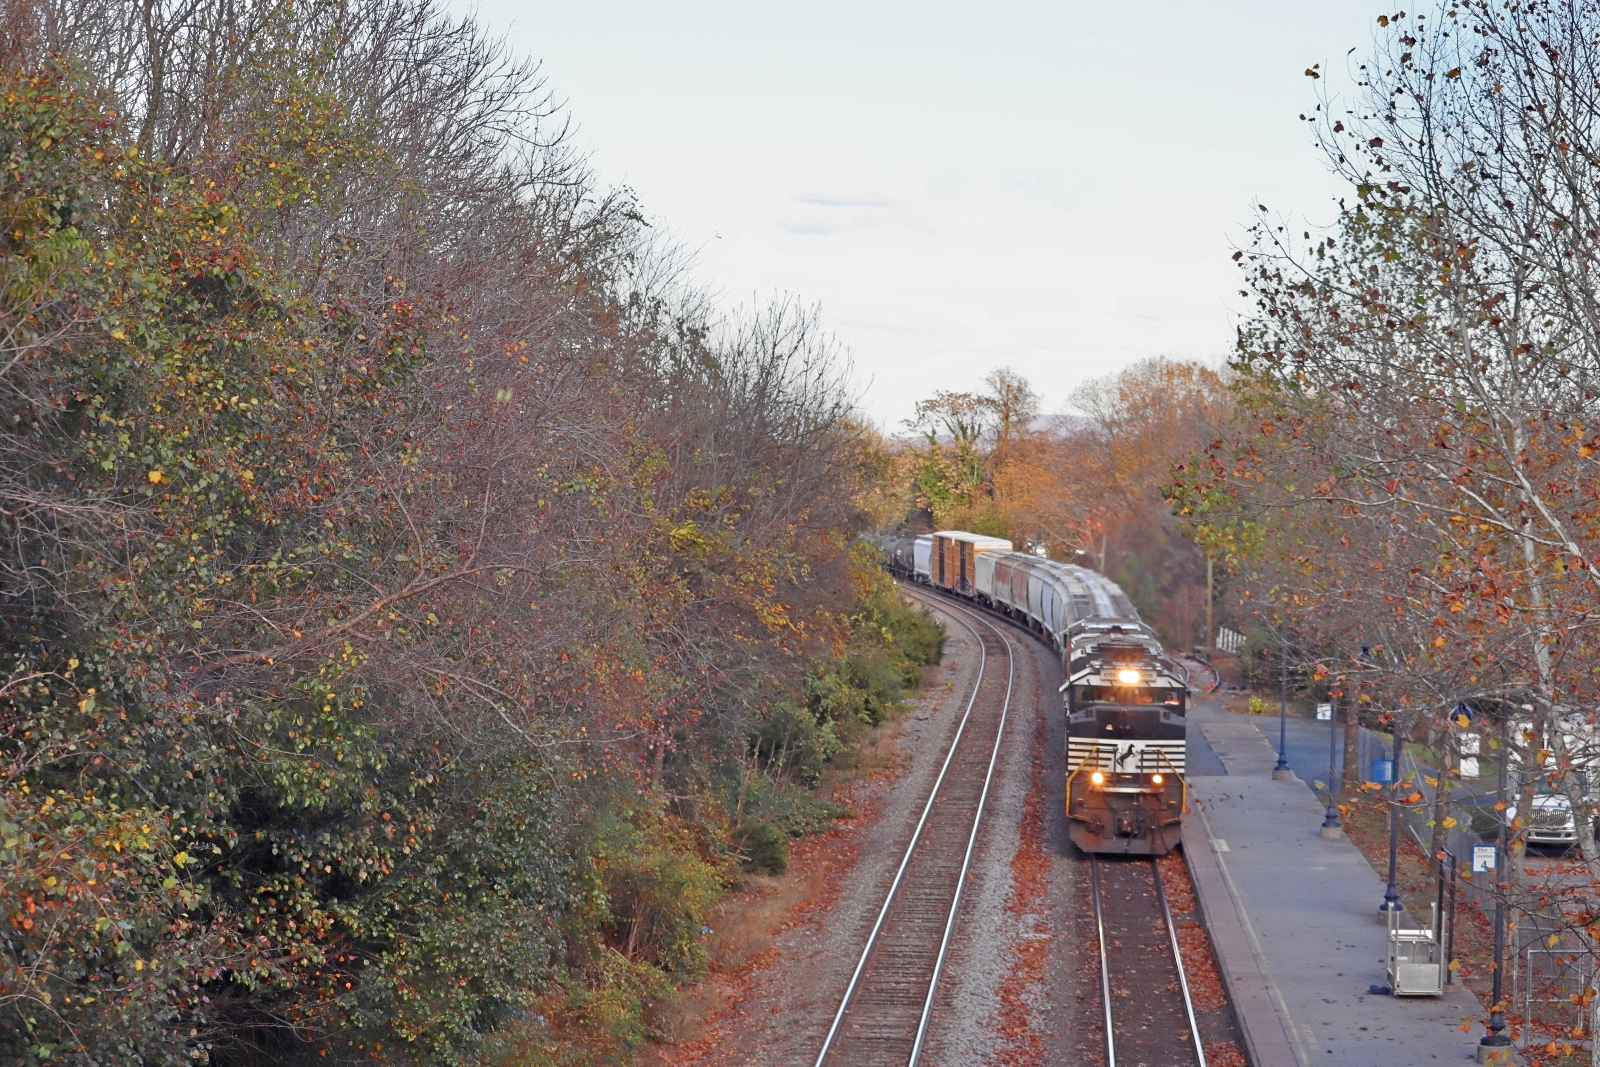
left=1182, top=807, right=1304, bottom=1067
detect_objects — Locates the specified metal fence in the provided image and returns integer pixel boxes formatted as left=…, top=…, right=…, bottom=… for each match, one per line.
left=1522, top=943, right=1594, bottom=1045
left=1364, top=733, right=1600, bottom=1055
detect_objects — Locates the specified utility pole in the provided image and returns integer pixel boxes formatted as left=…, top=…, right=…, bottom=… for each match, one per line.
left=1320, top=685, right=1343, bottom=839
left=1379, top=721, right=1404, bottom=920
left=1205, top=556, right=1214, bottom=650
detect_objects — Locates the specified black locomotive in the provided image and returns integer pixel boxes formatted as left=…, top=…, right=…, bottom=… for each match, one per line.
left=1063, top=619, right=1188, bottom=854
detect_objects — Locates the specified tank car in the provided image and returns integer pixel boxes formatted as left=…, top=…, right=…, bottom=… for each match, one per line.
left=868, top=533, right=934, bottom=584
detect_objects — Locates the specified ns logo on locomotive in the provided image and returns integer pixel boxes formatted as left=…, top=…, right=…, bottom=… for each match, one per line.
left=876, top=530, right=1190, bottom=856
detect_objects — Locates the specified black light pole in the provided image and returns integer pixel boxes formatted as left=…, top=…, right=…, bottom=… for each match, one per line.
left=1379, top=717, right=1405, bottom=919
left=1320, top=686, right=1343, bottom=839
left=1480, top=715, right=1511, bottom=1053
left=1273, top=616, right=1293, bottom=781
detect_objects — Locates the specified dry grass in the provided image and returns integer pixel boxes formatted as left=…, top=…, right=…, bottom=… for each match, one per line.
left=826, top=710, right=909, bottom=785
left=708, top=867, right=832, bottom=970
left=647, top=866, right=833, bottom=1042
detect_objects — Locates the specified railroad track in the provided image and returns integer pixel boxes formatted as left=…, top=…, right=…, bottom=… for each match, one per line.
left=813, top=586, right=1014, bottom=1067
left=1176, top=652, right=1222, bottom=695
left=1089, top=855, right=1207, bottom=1067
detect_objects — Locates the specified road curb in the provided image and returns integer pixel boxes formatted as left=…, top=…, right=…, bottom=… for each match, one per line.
left=1182, top=806, right=1303, bottom=1067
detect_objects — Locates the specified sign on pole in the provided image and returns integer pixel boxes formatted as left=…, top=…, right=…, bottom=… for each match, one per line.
left=1373, top=758, right=1395, bottom=783
left=1316, top=702, right=1333, bottom=721
left=1472, top=845, right=1497, bottom=873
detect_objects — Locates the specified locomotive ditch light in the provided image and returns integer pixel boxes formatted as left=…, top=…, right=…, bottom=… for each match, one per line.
left=1090, top=771, right=1104, bottom=785
left=1116, top=668, right=1140, bottom=683
left=1152, top=774, right=1163, bottom=784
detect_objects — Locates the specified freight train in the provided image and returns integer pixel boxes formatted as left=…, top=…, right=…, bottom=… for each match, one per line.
left=877, top=529, right=1189, bottom=856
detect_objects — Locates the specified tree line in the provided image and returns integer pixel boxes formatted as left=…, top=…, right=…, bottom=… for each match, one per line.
left=0, top=1, right=942, bottom=1063
left=877, top=361, right=1232, bottom=647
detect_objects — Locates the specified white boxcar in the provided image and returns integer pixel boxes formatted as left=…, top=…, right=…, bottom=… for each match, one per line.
left=912, top=535, right=932, bottom=583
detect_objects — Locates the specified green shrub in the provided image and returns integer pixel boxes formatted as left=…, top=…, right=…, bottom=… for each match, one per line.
left=791, top=552, right=947, bottom=730
left=878, top=594, right=947, bottom=669
left=735, top=823, right=789, bottom=875
left=754, top=702, right=843, bottom=785
left=586, top=812, right=724, bottom=983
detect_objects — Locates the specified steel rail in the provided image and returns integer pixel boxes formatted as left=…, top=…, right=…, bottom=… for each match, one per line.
left=1089, top=855, right=1118, bottom=1067
left=1151, top=857, right=1209, bottom=1067
left=906, top=597, right=1015, bottom=1066
left=893, top=579, right=1211, bottom=1065
left=1179, top=653, right=1222, bottom=695
left=811, top=588, right=1005, bottom=1067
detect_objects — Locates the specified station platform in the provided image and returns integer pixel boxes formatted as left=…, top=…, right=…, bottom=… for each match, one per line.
left=1184, top=702, right=1491, bottom=1066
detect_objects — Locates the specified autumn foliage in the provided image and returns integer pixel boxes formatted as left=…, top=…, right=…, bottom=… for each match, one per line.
left=1169, top=2, right=1600, bottom=1053
left=0, top=3, right=942, bottom=1063
left=884, top=361, right=1231, bottom=645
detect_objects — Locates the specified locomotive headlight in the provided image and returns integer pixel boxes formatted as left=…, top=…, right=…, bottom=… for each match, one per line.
left=1116, top=668, right=1140, bottom=683
left=1090, top=771, right=1104, bottom=785
left=1152, top=774, right=1164, bottom=785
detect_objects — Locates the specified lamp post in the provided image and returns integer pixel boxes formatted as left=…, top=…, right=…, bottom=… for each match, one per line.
left=1273, top=616, right=1294, bottom=781
left=1479, top=716, right=1511, bottom=1058
left=1320, top=687, right=1343, bottom=839
left=1379, top=717, right=1405, bottom=920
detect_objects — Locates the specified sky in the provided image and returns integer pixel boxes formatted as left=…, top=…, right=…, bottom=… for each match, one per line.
left=460, top=0, right=1383, bottom=431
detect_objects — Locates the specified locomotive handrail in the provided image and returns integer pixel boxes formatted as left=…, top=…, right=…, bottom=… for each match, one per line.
left=1063, top=750, right=1099, bottom=819
left=1063, top=748, right=1099, bottom=790
left=1154, top=747, right=1189, bottom=816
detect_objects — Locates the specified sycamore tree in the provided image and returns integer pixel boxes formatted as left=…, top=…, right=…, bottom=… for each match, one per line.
left=1174, top=3, right=1600, bottom=1048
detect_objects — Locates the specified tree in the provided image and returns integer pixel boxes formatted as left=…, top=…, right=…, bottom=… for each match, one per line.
left=0, top=2, right=921, bottom=1062
left=1173, top=5, right=1600, bottom=1047
left=1060, top=359, right=1233, bottom=643
left=888, top=360, right=1231, bottom=644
